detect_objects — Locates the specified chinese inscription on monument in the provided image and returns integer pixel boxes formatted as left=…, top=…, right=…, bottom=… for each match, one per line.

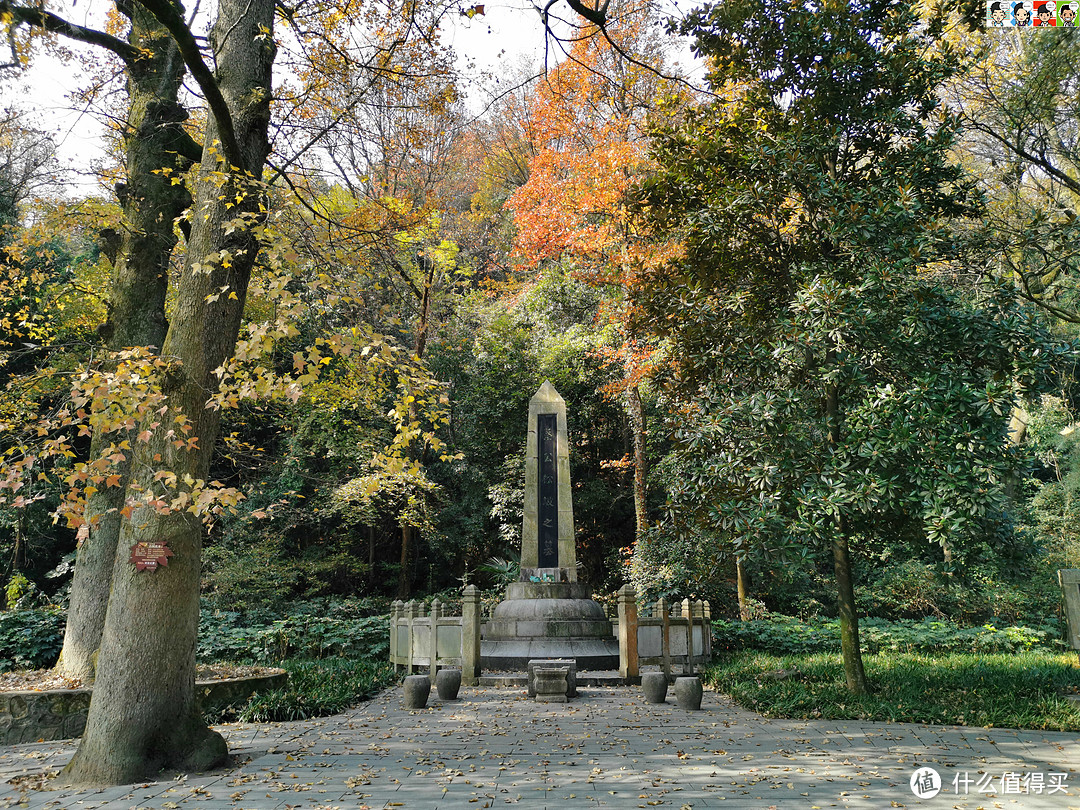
left=538, top=413, right=558, bottom=567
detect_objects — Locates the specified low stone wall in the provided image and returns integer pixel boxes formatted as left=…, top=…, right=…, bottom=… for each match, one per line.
left=0, top=670, right=287, bottom=745
left=0, top=688, right=90, bottom=744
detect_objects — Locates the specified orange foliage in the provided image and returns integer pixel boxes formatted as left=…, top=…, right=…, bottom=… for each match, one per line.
left=506, top=6, right=671, bottom=275
left=507, top=2, right=686, bottom=391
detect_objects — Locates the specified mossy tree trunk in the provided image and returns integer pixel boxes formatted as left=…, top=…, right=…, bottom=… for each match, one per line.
left=56, top=0, right=197, bottom=684
left=826, top=361, right=868, bottom=696
left=60, top=0, right=275, bottom=785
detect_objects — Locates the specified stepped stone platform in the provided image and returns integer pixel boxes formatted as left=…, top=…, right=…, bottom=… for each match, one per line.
left=480, top=581, right=620, bottom=670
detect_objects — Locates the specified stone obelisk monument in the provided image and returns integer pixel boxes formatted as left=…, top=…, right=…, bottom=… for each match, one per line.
left=481, top=382, right=619, bottom=670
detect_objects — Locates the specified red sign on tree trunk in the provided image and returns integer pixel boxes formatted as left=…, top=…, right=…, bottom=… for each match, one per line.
left=129, top=541, right=173, bottom=572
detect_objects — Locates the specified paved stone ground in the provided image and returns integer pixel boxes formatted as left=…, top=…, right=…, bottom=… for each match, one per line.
left=0, top=684, right=1076, bottom=809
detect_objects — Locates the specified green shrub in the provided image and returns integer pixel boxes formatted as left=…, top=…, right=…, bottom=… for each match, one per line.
left=235, top=658, right=396, bottom=722
left=5, top=573, right=36, bottom=610
left=0, top=608, right=64, bottom=670
left=197, top=597, right=390, bottom=664
left=713, top=615, right=1066, bottom=655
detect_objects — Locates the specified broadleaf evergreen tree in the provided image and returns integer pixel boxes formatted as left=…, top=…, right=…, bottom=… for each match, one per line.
left=633, top=0, right=1068, bottom=694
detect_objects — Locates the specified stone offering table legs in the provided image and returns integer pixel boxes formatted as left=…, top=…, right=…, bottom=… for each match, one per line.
left=527, top=659, right=577, bottom=698
left=533, top=667, right=570, bottom=703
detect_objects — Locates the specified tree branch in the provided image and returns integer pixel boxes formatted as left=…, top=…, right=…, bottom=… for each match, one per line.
left=0, top=2, right=139, bottom=66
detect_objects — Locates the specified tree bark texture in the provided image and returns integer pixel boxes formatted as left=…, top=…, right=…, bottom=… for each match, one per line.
left=736, top=557, right=750, bottom=621
left=398, top=523, right=413, bottom=599
left=825, top=364, right=869, bottom=695
left=61, top=0, right=275, bottom=785
left=57, top=1, right=194, bottom=683
left=832, top=531, right=869, bottom=694
left=626, top=383, right=647, bottom=543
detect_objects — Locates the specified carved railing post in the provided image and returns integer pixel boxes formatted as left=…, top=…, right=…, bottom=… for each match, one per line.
left=404, top=600, right=418, bottom=675
left=703, top=600, right=712, bottom=658
left=658, top=597, right=671, bottom=680
left=617, top=584, right=639, bottom=683
left=390, top=600, right=403, bottom=671
left=461, top=584, right=481, bottom=686
left=429, top=598, right=441, bottom=678
left=686, top=600, right=696, bottom=676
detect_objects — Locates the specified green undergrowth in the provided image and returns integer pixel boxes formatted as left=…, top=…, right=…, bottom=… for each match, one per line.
left=703, top=650, right=1080, bottom=731
left=712, top=615, right=1065, bottom=655
left=208, top=658, right=397, bottom=724
left=0, top=607, right=65, bottom=670
left=197, top=598, right=396, bottom=723
left=236, top=658, right=397, bottom=722
left=197, top=598, right=389, bottom=665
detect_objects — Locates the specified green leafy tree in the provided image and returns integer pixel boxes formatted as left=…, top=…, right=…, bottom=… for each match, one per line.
left=633, top=0, right=1068, bottom=694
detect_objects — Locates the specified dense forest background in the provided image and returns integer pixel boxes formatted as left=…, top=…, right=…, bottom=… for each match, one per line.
left=2, top=0, right=1079, bottom=634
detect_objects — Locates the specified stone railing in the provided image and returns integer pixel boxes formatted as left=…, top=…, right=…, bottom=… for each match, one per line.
left=389, top=583, right=712, bottom=684
left=390, top=585, right=481, bottom=685
left=611, top=585, right=712, bottom=682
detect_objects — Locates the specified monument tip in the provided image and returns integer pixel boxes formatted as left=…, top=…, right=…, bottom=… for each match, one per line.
left=533, top=380, right=563, bottom=402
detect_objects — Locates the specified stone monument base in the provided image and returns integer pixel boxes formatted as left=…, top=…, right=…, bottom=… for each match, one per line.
left=480, top=580, right=620, bottom=670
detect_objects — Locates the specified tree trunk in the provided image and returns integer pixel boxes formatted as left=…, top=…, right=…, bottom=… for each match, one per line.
left=736, top=556, right=751, bottom=621
left=61, top=0, right=275, bottom=786
left=398, top=523, right=413, bottom=599
left=825, top=363, right=869, bottom=695
left=626, top=383, right=647, bottom=543
left=56, top=1, right=194, bottom=683
left=832, top=530, right=869, bottom=694
left=368, top=524, right=376, bottom=571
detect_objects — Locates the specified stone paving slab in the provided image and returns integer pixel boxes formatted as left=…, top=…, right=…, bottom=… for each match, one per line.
left=0, top=684, right=1076, bottom=808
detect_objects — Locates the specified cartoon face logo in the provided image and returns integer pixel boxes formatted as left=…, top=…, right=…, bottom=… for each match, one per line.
left=1036, top=0, right=1055, bottom=21
left=990, top=0, right=1009, bottom=21
left=1061, top=2, right=1076, bottom=22
left=1014, top=1, right=1032, bottom=22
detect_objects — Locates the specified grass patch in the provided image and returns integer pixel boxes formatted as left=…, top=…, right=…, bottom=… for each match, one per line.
left=703, top=650, right=1080, bottom=731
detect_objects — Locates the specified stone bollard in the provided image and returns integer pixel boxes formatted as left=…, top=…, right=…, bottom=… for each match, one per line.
left=642, top=672, right=668, bottom=704
left=674, top=676, right=703, bottom=711
left=403, top=675, right=431, bottom=709
left=436, top=668, right=462, bottom=701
